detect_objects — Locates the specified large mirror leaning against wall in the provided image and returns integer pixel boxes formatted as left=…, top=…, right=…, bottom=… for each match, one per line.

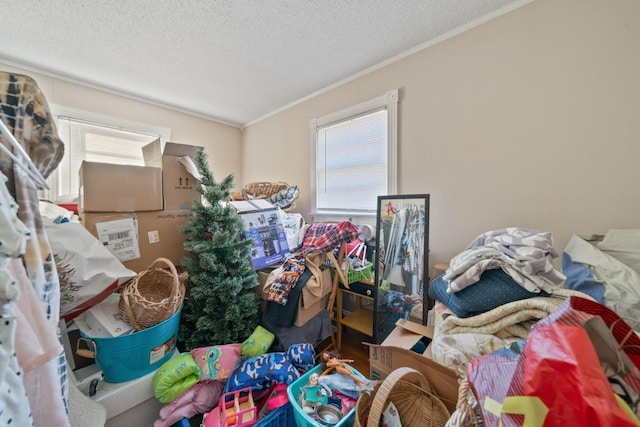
left=372, top=194, right=430, bottom=343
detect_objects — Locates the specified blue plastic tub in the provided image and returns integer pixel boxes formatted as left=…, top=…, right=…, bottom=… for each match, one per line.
left=287, top=364, right=363, bottom=427
left=79, top=307, right=182, bottom=383
left=256, top=402, right=296, bottom=427
left=171, top=418, right=191, bottom=427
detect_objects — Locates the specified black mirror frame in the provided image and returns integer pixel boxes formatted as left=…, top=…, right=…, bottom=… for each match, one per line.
left=372, top=193, right=430, bottom=343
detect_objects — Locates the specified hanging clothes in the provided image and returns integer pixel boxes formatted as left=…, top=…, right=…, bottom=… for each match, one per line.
left=0, top=71, right=70, bottom=419
left=0, top=172, right=35, bottom=426
left=382, top=203, right=425, bottom=295
left=400, top=204, right=424, bottom=295
left=12, top=258, right=69, bottom=426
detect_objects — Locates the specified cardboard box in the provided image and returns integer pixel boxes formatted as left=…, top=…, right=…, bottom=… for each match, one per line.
left=79, top=161, right=163, bottom=212
left=230, top=200, right=290, bottom=270
left=81, top=210, right=192, bottom=273
left=258, top=267, right=332, bottom=327
left=142, top=139, right=203, bottom=210
left=83, top=294, right=134, bottom=337
left=367, top=319, right=460, bottom=413
left=432, top=262, right=449, bottom=281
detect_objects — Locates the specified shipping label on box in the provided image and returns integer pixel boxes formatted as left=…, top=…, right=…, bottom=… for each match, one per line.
left=230, top=200, right=290, bottom=270
left=95, top=217, right=140, bottom=262
left=124, top=210, right=192, bottom=273
left=81, top=210, right=192, bottom=273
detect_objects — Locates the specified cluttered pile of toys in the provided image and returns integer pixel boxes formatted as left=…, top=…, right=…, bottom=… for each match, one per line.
left=151, top=325, right=374, bottom=427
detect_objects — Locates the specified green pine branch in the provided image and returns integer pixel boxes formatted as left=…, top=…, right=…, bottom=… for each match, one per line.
left=177, top=149, right=259, bottom=350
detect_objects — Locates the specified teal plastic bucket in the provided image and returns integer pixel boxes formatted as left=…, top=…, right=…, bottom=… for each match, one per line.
left=80, top=307, right=182, bottom=383
left=287, top=364, right=362, bottom=427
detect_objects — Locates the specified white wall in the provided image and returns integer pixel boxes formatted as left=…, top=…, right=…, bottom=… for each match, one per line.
left=242, top=0, right=640, bottom=269
left=3, top=0, right=639, bottom=273
left=0, top=63, right=244, bottom=190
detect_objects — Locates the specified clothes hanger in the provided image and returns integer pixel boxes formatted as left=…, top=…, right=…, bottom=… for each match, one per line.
left=0, top=117, right=50, bottom=189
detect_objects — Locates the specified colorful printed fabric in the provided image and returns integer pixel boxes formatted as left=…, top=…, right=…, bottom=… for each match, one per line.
left=266, top=255, right=306, bottom=305
left=190, top=343, right=242, bottom=381
left=225, top=343, right=315, bottom=393
left=267, top=221, right=360, bottom=305
left=241, top=325, right=275, bottom=357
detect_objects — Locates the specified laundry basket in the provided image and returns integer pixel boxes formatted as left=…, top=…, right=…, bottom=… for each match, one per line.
left=355, top=367, right=450, bottom=427
left=119, top=258, right=186, bottom=330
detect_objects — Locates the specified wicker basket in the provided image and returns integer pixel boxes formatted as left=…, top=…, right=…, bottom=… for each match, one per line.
left=244, top=181, right=290, bottom=198
left=229, top=181, right=299, bottom=211
left=355, top=367, right=450, bottom=427
left=118, top=258, right=187, bottom=331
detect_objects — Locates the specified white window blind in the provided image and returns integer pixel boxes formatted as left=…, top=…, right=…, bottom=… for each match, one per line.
left=310, top=90, right=398, bottom=217
left=47, top=107, right=169, bottom=202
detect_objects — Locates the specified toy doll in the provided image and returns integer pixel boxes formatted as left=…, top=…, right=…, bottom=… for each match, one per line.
left=320, top=350, right=368, bottom=389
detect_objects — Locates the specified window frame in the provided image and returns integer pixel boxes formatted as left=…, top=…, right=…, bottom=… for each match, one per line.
left=309, top=89, right=398, bottom=220
left=45, top=105, right=171, bottom=202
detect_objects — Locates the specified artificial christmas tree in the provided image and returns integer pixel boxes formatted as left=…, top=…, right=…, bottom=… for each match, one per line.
left=177, top=148, right=260, bottom=351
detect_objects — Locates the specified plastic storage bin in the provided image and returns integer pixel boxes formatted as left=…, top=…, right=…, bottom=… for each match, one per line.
left=79, top=307, right=182, bottom=383
left=171, top=418, right=191, bottom=427
left=287, top=364, right=362, bottom=427
left=256, top=402, right=296, bottom=427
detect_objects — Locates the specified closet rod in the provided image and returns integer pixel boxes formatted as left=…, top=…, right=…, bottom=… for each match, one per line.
left=0, top=118, right=50, bottom=189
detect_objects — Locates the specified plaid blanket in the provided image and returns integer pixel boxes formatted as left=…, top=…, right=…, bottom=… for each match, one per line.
left=267, top=221, right=360, bottom=305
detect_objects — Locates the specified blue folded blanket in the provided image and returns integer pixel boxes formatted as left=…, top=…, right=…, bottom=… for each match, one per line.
left=428, top=268, right=550, bottom=318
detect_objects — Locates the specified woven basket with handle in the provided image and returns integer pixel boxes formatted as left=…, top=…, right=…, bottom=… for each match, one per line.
left=118, top=257, right=186, bottom=331
left=243, top=181, right=290, bottom=198
left=229, top=181, right=299, bottom=211
left=355, top=367, right=451, bottom=427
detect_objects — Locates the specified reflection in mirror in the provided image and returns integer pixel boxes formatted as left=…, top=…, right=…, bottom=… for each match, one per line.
left=373, top=194, right=429, bottom=343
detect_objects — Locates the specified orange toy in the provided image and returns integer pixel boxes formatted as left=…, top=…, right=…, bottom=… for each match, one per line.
left=203, top=387, right=257, bottom=427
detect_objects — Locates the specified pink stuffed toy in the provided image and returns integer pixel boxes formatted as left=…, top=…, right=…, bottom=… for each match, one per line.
left=153, top=381, right=225, bottom=427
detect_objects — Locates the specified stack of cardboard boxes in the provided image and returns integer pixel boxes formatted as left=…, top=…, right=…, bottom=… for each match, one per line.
left=79, top=140, right=202, bottom=272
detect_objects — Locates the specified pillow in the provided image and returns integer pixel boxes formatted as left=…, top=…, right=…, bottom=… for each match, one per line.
left=241, top=325, right=275, bottom=357
left=152, top=352, right=201, bottom=403
left=225, top=343, right=315, bottom=393
left=428, top=269, right=549, bottom=318
left=190, top=343, right=242, bottom=381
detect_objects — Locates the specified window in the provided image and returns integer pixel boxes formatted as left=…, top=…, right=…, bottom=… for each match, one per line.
left=46, top=106, right=170, bottom=202
left=310, top=89, right=398, bottom=218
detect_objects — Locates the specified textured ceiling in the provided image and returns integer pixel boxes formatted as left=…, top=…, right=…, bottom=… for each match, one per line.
left=0, top=0, right=528, bottom=127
